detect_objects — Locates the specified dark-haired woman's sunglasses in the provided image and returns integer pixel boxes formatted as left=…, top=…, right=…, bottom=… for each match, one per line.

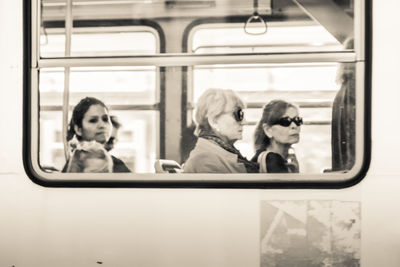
left=233, top=107, right=244, bottom=122
left=274, top=116, right=303, bottom=127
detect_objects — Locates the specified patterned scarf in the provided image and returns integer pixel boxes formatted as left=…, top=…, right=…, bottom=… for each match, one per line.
left=199, top=131, right=259, bottom=173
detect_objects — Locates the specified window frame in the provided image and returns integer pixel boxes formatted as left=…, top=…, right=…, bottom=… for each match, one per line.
left=181, top=18, right=365, bottom=178
left=178, top=4, right=370, bottom=187
left=23, top=0, right=371, bottom=188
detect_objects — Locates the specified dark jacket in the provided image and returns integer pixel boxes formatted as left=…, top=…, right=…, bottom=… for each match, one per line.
left=251, top=150, right=298, bottom=173
left=331, top=74, right=355, bottom=171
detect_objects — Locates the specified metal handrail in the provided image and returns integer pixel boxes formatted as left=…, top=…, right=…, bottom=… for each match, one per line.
left=62, top=0, right=73, bottom=161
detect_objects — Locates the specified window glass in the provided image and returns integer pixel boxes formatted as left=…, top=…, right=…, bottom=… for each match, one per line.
left=192, top=63, right=339, bottom=101
left=187, top=62, right=356, bottom=173
left=37, top=40, right=159, bottom=174
left=29, top=0, right=367, bottom=184
left=39, top=110, right=157, bottom=173
left=40, top=66, right=157, bottom=105
left=191, top=24, right=344, bottom=54
left=40, top=29, right=157, bottom=57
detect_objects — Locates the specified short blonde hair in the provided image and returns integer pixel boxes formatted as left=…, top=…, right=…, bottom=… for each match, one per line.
left=194, top=88, right=245, bottom=135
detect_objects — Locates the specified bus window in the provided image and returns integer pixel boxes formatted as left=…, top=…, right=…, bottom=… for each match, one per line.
left=35, top=22, right=161, bottom=173
left=178, top=0, right=367, bottom=182
left=185, top=62, right=355, bottom=174
left=26, top=0, right=369, bottom=186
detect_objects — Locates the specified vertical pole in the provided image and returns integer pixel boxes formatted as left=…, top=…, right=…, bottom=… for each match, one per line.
left=62, top=0, right=73, bottom=160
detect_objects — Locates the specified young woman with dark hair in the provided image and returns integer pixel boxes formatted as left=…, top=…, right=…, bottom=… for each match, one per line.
left=252, top=100, right=302, bottom=173
left=62, top=97, right=131, bottom=173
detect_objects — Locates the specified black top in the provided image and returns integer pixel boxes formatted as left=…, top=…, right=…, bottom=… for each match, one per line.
left=251, top=150, right=291, bottom=173
left=62, top=155, right=131, bottom=173
left=331, top=76, right=355, bottom=171
left=110, top=156, right=131, bottom=173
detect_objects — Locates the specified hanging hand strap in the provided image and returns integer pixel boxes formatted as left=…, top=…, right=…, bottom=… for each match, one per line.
left=244, top=0, right=267, bottom=35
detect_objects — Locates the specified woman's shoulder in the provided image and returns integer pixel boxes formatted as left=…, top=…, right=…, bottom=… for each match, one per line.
left=266, top=152, right=285, bottom=162
left=183, top=152, right=232, bottom=173
left=196, top=138, right=239, bottom=158
left=195, top=137, right=221, bottom=150
left=266, top=152, right=288, bottom=173
left=61, top=162, right=68, bottom=173
left=251, top=149, right=264, bottom=162
left=255, top=149, right=288, bottom=173
left=111, top=156, right=131, bottom=173
left=183, top=141, right=243, bottom=173
left=61, top=155, right=131, bottom=173
left=252, top=149, right=281, bottom=163
left=184, top=147, right=221, bottom=167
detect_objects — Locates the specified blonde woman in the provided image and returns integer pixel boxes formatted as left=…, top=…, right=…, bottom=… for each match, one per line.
left=184, top=88, right=258, bottom=173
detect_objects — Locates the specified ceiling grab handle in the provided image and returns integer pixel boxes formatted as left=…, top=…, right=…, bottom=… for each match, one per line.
left=62, top=0, right=73, bottom=161
left=244, top=0, right=267, bottom=35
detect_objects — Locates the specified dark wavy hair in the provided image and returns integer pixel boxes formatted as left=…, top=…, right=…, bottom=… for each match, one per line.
left=66, top=97, right=108, bottom=141
left=253, top=100, right=297, bottom=152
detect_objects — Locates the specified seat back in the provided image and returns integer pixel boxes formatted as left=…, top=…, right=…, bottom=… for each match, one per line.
left=154, top=159, right=183, bottom=173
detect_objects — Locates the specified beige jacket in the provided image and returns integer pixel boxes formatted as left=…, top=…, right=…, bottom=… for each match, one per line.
left=183, top=138, right=247, bottom=173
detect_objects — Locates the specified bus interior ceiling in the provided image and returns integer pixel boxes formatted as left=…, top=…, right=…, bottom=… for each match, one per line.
left=40, top=0, right=353, bottom=43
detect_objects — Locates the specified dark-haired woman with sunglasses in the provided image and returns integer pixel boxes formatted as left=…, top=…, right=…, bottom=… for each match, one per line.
left=252, top=99, right=302, bottom=173
left=183, top=88, right=259, bottom=173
